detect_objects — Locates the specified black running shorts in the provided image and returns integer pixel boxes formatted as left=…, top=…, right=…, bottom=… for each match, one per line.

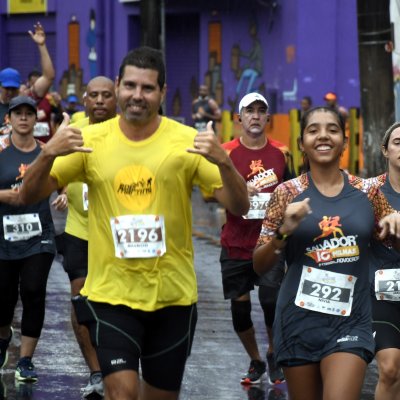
left=61, top=232, right=88, bottom=281
left=372, top=296, right=400, bottom=352
left=220, top=246, right=284, bottom=299
left=84, top=300, right=197, bottom=391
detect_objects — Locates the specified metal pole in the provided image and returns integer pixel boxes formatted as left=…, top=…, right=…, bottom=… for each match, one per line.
left=140, top=0, right=161, bottom=49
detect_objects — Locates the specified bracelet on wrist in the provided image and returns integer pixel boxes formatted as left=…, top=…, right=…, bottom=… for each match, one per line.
left=271, top=229, right=289, bottom=255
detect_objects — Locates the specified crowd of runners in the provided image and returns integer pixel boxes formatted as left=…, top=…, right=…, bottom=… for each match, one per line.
left=0, top=21, right=399, bottom=400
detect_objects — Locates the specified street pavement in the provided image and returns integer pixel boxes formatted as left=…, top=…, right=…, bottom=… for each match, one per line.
left=0, top=190, right=378, bottom=399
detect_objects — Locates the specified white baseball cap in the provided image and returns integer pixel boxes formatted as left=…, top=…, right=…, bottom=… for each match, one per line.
left=238, top=92, right=269, bottom=113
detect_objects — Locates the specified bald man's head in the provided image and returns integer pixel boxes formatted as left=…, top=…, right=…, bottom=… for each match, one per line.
left=84, top=76, right=117, bottom=124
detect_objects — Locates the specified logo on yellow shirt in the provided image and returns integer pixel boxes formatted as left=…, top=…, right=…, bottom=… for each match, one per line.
left=114, top=165, right=155, bottom=211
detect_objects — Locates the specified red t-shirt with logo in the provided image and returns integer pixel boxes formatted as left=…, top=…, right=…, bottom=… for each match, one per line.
left=221, top=137, right=287, bottom=259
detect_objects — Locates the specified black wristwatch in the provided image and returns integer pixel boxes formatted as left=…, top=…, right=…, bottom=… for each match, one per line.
left=275, top=228, right=289, bottom=242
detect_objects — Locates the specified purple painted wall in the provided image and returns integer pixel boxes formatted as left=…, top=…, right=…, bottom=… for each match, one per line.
left=0, top=0, right=360, bottom=122
left=0, top=0, right=135, bottom=90
left=165, top=13, right=199, bottom=123
left=297, top=0, right=360, bottom=110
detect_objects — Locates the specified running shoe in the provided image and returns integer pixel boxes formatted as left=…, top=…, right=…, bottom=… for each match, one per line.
left=266, top=352, right=285, bottom=384
left=80, top=371, right=104, bottom=399
left=241, top=359, right=266, bottom=385
left=15, top=357, right=38, bottom=382
left=0, top=327, right=13, bottom=369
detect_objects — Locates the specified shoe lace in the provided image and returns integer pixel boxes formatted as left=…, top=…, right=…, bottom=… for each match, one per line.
left=248, top=361, right=258, bottom=373
left=18, top=357, right=34, bottom=370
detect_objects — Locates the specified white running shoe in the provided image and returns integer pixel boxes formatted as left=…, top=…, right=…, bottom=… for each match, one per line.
left=80, top=372, right=104, bottom=399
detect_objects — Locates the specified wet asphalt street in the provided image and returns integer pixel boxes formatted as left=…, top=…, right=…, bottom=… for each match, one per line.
left=0, top=191, right=378, bottom=399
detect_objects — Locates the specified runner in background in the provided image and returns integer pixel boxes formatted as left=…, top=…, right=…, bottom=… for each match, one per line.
left=254, top=106, right=400, bottom=400
left=368, top=122, right=400, bottom=400
left=0, top=22, right=55, bottom=137
left=192, top=84, right=221, bottom=134
left=221, top=93, right=291, bottom=385
left=0, top=96, right=56, bottom=382
left=63, top=76, right=117, bottom=399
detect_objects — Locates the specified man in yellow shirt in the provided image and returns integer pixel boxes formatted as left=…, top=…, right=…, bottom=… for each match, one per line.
left=63, top=76, right=117, bottom=399
left=20, top=46, right=249, bottom=400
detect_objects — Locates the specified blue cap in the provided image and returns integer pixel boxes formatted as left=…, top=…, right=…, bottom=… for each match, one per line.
left=67, top=94, right=79, bottom=103
left=0, top=68, right=21, bottom=88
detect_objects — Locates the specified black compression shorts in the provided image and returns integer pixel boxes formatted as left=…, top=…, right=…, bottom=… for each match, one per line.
left=78, top=299, right=197, bottom=391
left=372, top=296, right=400, bottom=352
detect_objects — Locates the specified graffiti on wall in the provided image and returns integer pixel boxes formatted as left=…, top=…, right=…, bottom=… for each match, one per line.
left=59, top=15, right=84, bottom=101
left=187, top=18, right=267, bottom=119
left=60, top=9, right=97, bottom=101
left=229, top=19, right=266, bottom=115
left=188, top=21, right=224, bottom=113
left=87, top=9, right=97, bottom=79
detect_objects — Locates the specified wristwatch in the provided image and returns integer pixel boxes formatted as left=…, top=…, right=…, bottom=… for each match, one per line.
left=274, top=228, right=289, bottom=242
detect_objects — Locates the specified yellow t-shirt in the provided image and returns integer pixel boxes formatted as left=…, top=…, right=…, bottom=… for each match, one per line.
left=70, top=111, right=86, bottom=124
left=64, top=117, right=90, bottom=240
left=51, top=116, right=223, bottom=311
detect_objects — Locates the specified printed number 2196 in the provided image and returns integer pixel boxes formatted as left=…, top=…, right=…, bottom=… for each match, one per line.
left=117, top=227, right=161, bottom=244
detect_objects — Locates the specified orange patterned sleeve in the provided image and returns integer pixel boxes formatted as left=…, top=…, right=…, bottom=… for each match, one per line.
left=257, top=174, right=308, bottom=246
left=359, top=175, right=396, bottom=242
left=371, top=189, right=396, bottom=242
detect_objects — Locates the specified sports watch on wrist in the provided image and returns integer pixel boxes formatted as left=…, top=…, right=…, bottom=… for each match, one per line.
left=274, top=228, right=289, bottom=242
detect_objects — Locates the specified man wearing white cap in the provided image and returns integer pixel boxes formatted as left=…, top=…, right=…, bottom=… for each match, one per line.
left=220, top=92, right=291, bottom=385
